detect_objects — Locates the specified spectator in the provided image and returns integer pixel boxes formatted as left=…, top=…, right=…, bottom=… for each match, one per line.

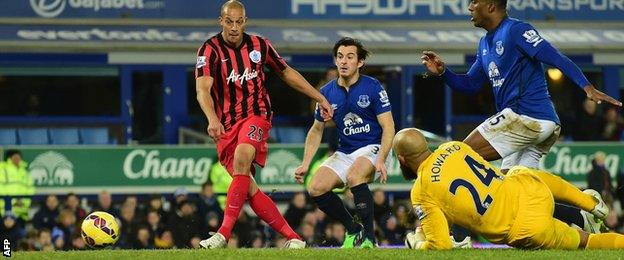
left=172, top=187, right=189, bottom=208
left=32, top=195, right=60, bottom=230
left=52, top=209, right=77, bottom=250
left=227, top=234, right=239, bottom=248
left=154, top=230, right=174, bottom=249
left=208, top=162, right=232, bottom=210
left=0, top=149, right=35, bottom=222
left=64, top=193, right=87, bottom=223
left=196, top=181, right=223, bottom=227
left=123, top=195, right=145, bottom=222
left=249, top=231, right=265, bottom=248
left=146, top=210, right=165, bottom=241
left=0, top=213, right=25, bottom=250
left=205, top=212, right=220, bottom=233
left=34, top=228, right=54, bottom=251
left=51, top=226, right=65, bottom=250
left=284, top=192, right=308, bottom=230
left=382, top=216, right=405, bottom=245
left=147, top=195, right=168, bottom=224
left=574, top=98, right=603, bottom=140
left=329, top=222, right=346, bottom=246
left=372, top=189, right=391, bottom=227
left=587, top=151, right=614, bottom=199
left=190, top=236, right=202, bottom=249
left=601, top=107, right=624, bottom=141
left=93, top=191, right=119, bottom=217
left=70, top=232, right=86, bottom=250
left=133, top=226, right=154, bottom=249
left=118, top=204, right=140, bottom=249
left=300, top=222, right=317, bottom=247
left=168, top=199, right=200, bottom=248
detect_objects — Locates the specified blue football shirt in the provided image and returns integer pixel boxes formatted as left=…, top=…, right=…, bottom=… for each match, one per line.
left=473, top=17, right=560, bottom=124
left=315, top=75, right=392, bottom=154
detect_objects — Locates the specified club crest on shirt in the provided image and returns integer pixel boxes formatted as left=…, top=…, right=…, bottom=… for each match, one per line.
left=495, top=41, right=504, bottom=55
left=357, top=95, right=370, bottom=108
left=249, top=50, right=262, bottom=63
left=196, top=56, right=206, bottom=68
left=522, top=29, right=544, bottom=47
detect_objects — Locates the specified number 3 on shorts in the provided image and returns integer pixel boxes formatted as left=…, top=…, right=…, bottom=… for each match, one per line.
left=247, top=125, right=264, bottom=142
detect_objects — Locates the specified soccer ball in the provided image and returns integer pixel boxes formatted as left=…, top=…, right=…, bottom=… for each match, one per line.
left=81, top=211, right=120, bottom=248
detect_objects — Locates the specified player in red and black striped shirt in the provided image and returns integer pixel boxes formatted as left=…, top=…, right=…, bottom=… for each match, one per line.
left=196, top=0, right=333, bottom=249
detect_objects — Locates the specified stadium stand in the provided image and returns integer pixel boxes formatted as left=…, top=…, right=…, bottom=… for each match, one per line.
left=0, top=128, right=18, bottom=145
left=79, top=128, right=110, bottom=145
left=49, top=128, right=80, bottom=145
left=17, top=128, right=49, bottom=145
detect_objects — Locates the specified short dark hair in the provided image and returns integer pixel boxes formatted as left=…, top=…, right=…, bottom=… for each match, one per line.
left=5, top=149, right=21, bottom=159
left=332, top=37, right=369, bottom=61
left=202, top=181, right=213, bottom=190
left=491, top=0, right=507, bottom=8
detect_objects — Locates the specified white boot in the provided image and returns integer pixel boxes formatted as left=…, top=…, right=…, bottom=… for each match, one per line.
left=199, top=233, right=227, bottom=249
left=284, top=238, right=306, bottom=249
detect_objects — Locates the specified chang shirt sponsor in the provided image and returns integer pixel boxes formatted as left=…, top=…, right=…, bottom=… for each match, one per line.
left=475, top=17, right=559, bottom=124
left=315, top=75, right=392, bottom=154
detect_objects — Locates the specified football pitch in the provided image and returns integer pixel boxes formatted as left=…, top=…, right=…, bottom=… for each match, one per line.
left=11, top=248, right=624, bottom=260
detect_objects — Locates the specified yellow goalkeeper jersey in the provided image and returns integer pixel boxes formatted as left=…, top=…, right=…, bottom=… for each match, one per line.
left=410, top=141, right=520, bottom=249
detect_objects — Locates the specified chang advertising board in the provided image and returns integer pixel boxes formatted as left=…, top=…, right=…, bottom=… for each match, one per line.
left=9, top=143, right=623, bottom=194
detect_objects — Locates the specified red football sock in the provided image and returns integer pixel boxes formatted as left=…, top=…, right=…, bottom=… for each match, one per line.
left=218, top=174, right=250, bottom=240
left=249, top=190, right=301, bottom=240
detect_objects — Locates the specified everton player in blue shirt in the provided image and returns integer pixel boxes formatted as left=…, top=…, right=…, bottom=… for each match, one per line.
left=421, top=0, right=619, bottom=234
left=294, top=37, right=395, bottom=248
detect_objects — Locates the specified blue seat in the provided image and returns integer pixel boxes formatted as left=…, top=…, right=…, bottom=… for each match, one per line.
left=50, top=128, right=80, bottom=145
left=0, top=129, right=18, bottom=145
left=275, top=126, right=306, bottom=143
left=80, top=128, right=109, bottom=144
left=18, top=128, right=49, bottom=145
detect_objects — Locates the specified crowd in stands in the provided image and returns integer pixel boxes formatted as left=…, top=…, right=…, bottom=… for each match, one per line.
left=561, top=98, right=624, bottom=141
left=0, top=182, right=419, bottom=251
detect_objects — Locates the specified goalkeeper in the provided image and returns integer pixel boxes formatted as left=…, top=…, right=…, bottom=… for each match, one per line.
left=393, top=128, right=622, bottom=250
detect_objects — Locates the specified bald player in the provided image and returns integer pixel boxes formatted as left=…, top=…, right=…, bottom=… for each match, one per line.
left=392, top=128, right=623, bottom=250
left=196, top=0, right=332, bottom=249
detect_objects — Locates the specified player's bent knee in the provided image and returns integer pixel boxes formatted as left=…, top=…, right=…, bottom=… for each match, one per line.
left=346, top=172, right=367, bottom=187
left=307, top=181, right=331, bottom=197
left=233, top=143, right=256, bottom=172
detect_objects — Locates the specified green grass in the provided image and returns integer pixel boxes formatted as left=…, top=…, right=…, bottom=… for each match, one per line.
left=11, top=248, right=624, bottom=260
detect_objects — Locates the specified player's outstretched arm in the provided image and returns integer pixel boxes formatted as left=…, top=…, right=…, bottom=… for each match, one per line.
left=421, top=51, right=486, bottom=94
left=375, top=111, right=395, bottom=184
left=413, top=204, right=454, bottom=250
left=278, top=66, right=334, bottom=120
left=534, top=45, right=622, bottom=107
left=421, top=51, right=446, bottom=75
left=294, top=120, right=325, bottom=184
left=583, top=85, right=622, bottom=107
left=196, top=76, right=225, bottom=141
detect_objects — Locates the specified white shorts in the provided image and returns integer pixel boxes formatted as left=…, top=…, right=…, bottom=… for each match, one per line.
left=477, top=108, right=560, bottom=170
left=320, top=144, right=392, bottom=185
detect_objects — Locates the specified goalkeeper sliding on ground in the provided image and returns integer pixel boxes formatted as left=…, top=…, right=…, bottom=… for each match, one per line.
left=393, top=128, right=622, bottom=250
